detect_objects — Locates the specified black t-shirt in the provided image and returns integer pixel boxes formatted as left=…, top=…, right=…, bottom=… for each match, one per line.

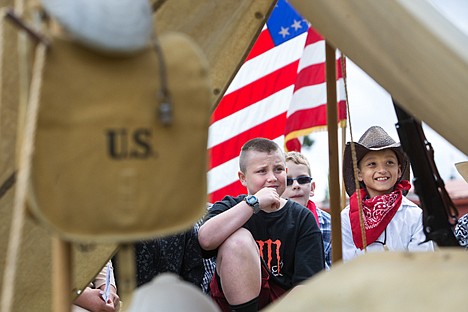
left=203, top=195, right=324, bottom=289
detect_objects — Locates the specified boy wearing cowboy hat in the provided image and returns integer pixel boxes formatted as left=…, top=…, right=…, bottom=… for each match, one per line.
left=341, top=126, right=434, bottom=261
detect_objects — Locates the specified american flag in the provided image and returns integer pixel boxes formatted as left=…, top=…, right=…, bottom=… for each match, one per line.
left=207, top=0, right=346, bottom=203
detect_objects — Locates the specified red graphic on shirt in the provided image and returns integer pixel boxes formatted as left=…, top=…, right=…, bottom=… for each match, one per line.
left=256, top=239, right=282, bottom=276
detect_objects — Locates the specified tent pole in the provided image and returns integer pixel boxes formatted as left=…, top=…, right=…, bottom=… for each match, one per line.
left=325, top=41, right=342, bottom=264
left=52, top=237, right=72, bottom=312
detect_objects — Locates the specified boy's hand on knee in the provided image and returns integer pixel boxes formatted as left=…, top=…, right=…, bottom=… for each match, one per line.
left=255, top=187, right=281, bottom=212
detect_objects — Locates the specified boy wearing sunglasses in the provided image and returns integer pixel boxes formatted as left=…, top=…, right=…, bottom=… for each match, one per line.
left=198, top=138, right=324, bottom=312
left=282, top=151, right=332, bottom=268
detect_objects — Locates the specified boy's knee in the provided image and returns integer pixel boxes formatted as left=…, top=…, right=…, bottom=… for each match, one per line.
left=218, top=228, right=258, bottom=258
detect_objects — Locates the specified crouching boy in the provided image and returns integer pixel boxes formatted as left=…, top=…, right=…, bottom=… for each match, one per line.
left=198, top=138, right=324, bottom=312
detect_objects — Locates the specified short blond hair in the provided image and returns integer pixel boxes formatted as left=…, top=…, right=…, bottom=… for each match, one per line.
left=239, top=138, right=284, bottom=172
left=285, top=151, right=311, bottom=176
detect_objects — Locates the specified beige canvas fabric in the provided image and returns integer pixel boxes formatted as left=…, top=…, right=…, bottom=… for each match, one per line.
left=289, top=0, right=468, bottom=156
left=27, top=32, right=211, bottom=242
left=154, top=0, right=276, bottom=107
left=0, top=187, right=118, bottom=311
left=0, top=6, right=119, bottom=310
left=264, top=250, right=468, bottom=312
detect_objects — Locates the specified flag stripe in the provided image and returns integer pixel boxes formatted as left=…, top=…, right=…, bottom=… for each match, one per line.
left=283, top=26, right=347, bottom=151
left=208, top=85, right=293, bottom=149
left=305, top=27, right=324, bottom=45
left=207, top=156, right=240, bottom=194
left=296, top=40, right=326, bottom=72
left=244, top=27, right=274, bottom=62
left=285, top=99, right=347, bottom=135
left=287, top=79, right=346, bottom=117
left=221, top=33, right=307, bottom=97
left=211, top=61, right=299, bottom=123
left=294, top=59, right=344, bottom=92
left=209, top=181, right=245, bottom=204
left=209, top=113, right=287, bottom=169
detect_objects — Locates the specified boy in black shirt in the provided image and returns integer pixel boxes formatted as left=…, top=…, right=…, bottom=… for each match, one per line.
left=198, top=138, right=324, bottom=312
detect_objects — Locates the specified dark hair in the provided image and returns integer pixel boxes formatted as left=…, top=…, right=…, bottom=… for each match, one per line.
left=239, top=138, right=283, bottom=172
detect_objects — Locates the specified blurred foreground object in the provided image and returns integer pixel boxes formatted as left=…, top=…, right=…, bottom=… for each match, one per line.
left=40, top=0, right=153, bottom=54
left=127, top=273, right=220, bottom=312
left=265, top=250, right=468, bottom=312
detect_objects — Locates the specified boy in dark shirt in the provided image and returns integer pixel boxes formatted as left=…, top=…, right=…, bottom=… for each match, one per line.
left=198, top=138, right=324, bottom=312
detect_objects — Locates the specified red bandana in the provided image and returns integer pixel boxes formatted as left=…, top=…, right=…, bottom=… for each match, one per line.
left=349, top=180, right=411, bottom=249
left=306, top=200, right=320, bottom=228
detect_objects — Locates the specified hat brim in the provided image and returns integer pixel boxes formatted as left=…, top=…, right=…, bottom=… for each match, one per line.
left=455, top=161, right=468, bottom=183
left=343, top=142, right=411, bottom=196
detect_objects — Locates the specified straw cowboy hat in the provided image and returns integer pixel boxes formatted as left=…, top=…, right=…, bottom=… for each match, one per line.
left=343, top=126, right=411, bottom=196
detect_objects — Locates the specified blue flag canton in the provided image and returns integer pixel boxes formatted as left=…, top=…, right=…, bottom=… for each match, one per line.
left=266, top=0, right=308, bottom=46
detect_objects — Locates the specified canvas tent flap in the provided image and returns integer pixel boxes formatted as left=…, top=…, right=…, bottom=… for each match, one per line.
left=0, top=8, right=117, bottom=310
left=154, top=0, right=276, bottom=108
left=290, top=0, right=468, bottom=155
left=0, top=187, right=118, bottom=311
left=264, top=250, right=468, bottom=311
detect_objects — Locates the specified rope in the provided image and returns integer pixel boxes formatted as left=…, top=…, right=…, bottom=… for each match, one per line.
left=342, top=54, right=367, bottom=251
left=0, top=8, right=7, bottom=131
left=339, top=53, right=347, bottom=210
left=14, top=0, right=24, bottom=16
left=0, top=172, right=16, bottom=199
left=1, top=42, right=46, bottom=312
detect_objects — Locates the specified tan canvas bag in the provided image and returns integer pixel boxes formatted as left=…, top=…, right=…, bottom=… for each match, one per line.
left=27, top=32, right=211, bottom=242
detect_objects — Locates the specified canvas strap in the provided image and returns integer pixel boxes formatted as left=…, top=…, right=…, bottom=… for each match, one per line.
left=1, top=42, right=46, bottom=312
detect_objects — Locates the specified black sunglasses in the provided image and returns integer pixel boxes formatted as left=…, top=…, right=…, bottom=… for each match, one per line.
left=287, top=176, right=313, bottom=186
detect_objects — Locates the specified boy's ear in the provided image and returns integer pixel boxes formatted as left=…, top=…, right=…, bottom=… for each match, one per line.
left=357, top=169, right=363, bottom=182
left=238, top=170, right=247, bottom=186
left=398, top=164, right=402, bottom=179
left=309, top=181, right=316, bottom=197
